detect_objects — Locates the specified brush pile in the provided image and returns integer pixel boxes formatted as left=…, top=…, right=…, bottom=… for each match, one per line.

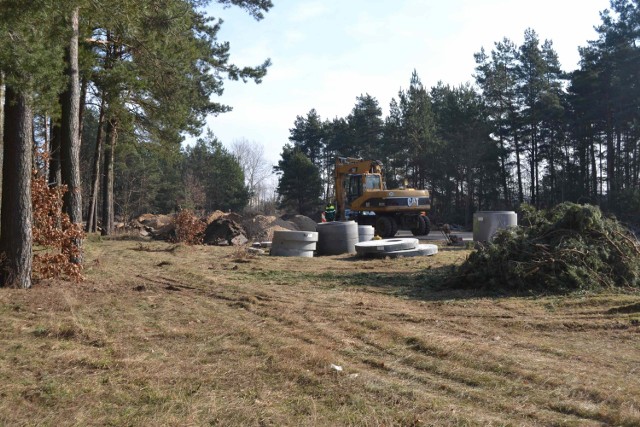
left=453, top=203, right=640, bottom=292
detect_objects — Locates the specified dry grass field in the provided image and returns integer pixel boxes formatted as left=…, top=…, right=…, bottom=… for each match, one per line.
left=1, top=237, right=639, bottom=426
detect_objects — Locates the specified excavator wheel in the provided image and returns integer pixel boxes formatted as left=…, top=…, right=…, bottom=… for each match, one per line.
left=411, top=215, right=431, bottom=236
left=423, top=215, right=431, bottom=236
left=375, top=216, right=398, bottom=238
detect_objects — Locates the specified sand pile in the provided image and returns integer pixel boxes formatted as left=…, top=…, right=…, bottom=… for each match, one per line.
left=241, top=215, right=299, bottom=242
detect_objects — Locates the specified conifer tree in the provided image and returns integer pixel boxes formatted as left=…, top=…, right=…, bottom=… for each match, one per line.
left=275, top=145, right=323, bottom=216
left=0, top=0, right=66, bottom=288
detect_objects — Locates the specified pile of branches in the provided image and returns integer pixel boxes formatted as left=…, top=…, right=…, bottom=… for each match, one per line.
left=452, top=203, right=640, bottom=292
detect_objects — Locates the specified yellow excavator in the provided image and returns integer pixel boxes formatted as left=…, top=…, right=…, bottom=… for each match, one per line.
left=334, top=157, right=431, bottom=238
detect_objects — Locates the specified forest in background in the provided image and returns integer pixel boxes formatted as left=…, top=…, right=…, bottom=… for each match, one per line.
left=0, top=0, right=274, bottom=288
left=278, top=0, right=640, bottom=226
left=0, top=0, right=638, bottom=288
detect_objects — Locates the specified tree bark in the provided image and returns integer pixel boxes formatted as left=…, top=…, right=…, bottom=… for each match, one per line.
left=513, top=133, right=524, bottom=203
left=0, top=73, right=4, bottom=226
left=42, top=114, right=50, bottom=180
left=498, top=133, right=510, bottom=207
left=78, top=76, right=87, bottom=142
left=86, top=97, right=105, bottom=233
left=1, top=86, right=33, bottom=288
left=590, top=135, right=598, bottom=202
left=48, top=120, right=61, bottom=186
left=101, top=117, right=117, bottom=236
left=60, top=7, right=83, bottom=262
left=606, top=120, right=615, bottom=208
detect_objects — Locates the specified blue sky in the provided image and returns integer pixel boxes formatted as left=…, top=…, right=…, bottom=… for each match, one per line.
left=201, top=0, right=610, bottom=165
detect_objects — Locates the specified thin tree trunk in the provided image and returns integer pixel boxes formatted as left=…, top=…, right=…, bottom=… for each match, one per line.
left=605, top=106, right=615, bottom=208
left=498, top=133, right=510, bottom=206
left=42, top=114, right=49, bottom=180
left=0, top=73, right=4, bottom=226
left=514, top=134, right=524, bottom=203
left=549, top=134, right=556, bottom=205
left=78, top=76, right=87, bottom=142
left=590, top=135, right=598, bottom=202
left=60, top=6, right=83, bottom=262
left=49, top=119, right=61, bottom=186
left=530, top=137, right=536, bottom=206
left=101, top=117, right=117, bottom=236
left=1, top=86, right=33, bottom=288
left=86, top=97, right=105, bottom=233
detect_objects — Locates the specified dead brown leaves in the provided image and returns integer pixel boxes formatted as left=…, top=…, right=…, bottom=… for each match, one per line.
left=31, top=171, right=84, bottom=281
left=171, top=209, right=206, bottom=245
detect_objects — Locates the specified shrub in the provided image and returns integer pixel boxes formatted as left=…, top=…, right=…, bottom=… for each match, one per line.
left=171, top=209, right=205, bottom=245
left=31, top=171, right=85, bottom=281
left=451, top=203, right=640, bottom=292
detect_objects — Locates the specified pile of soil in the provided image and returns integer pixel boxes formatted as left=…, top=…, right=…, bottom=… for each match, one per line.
left=451, top=203, right=640, bottom=292
left=133, top=214, right=176, bottom=240
left=203, top=218, right=248, bottom=246
left=288, top=215, right=318, bottom=232
left=241, top=215, right=299, bottom=242
left=133, top=211, right=315, bottom=245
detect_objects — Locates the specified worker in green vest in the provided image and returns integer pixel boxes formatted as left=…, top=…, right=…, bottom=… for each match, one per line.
left=324, top=202, right=336, bottom=222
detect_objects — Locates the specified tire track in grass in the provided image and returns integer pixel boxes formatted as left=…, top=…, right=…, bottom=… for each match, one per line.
left=143, top=266, right=640, bottom=426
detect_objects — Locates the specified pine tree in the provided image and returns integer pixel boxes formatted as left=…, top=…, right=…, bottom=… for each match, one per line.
left=59, top=5, right=83, bottom=262
left=184, top=131, right=250, bottom=212
left=84, top=0, right=271, bottom=234
left=0, top=0, right=66, bottom=288
left=275, top=145, right=323, bottom=216
left=398, top=70, right=437, bottom=190
left=347, top=94, right=384, bottom=159
left=474, top=39, right=521, bottom=204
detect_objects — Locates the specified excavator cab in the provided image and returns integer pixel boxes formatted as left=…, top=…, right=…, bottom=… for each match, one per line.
left=345, top=174, right=383, bottom=208
left=345, top=174, right=363, bottom=207
left=365, top=174, right=382, bottom=190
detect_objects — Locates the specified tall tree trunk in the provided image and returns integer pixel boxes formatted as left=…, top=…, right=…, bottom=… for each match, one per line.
left=590, top=135, right=598, bottom=202
left=633, top=138, right=639, bottom=188
left=78, top=76, right=87, bottom=142
left=60, top=7, right=83, bottom=262
left=101, top=117, right=117, bottom=236
left=514, top=134, right=524, bottom=203
left=42, top=114, right=50, bottom=180
left=606, top=124, right=615, bottom=208
left=498, top=133, right=510, bottom=206
left=48, top=119, right=61, bottom=186
left=550, top=149, right=556, bottom=204
left=1, top=86, right=33, bottom=288
left=529, top=136, right=536, bottom=206
left=86, top=98, right=105, bottom=233
left=0, top=73, right=4, bottom=226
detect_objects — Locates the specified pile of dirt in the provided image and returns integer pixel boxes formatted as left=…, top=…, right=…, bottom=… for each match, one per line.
left=241, top=215, right=299, bottom=242
left=133, top=211, right=316, bottom=245
left=133, top=214, right=176, bottom=240
left=288, top=214, right=318, bottom=232
left=451, top=203, right=640, bottom=292
left=203, top=218, right=248, bottom=246
left=205, top=210, right=227, bottom=224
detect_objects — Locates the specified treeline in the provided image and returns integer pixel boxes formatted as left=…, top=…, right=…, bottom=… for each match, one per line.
left=280, top=0, right=640, bottom=226
left=0, top=0, right=273, bottom=288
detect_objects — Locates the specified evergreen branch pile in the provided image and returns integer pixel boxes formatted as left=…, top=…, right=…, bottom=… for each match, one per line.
left=452, top=203, right=640, bottom=292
